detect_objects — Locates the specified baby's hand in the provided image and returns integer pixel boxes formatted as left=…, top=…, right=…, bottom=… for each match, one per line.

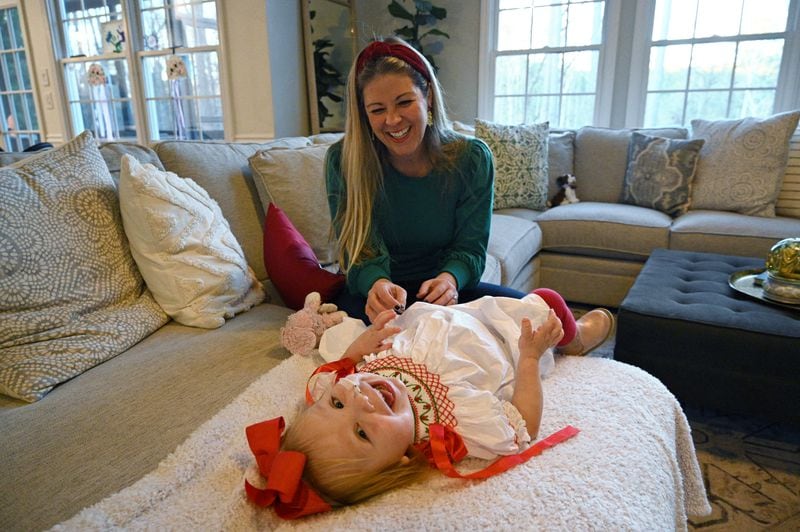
left=343, top=309, right=402, bottom=362
left=518, top=310, right=564, bottom=361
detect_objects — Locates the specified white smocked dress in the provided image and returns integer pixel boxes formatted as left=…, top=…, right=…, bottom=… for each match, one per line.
left=317, top=294, right=555, bottom=460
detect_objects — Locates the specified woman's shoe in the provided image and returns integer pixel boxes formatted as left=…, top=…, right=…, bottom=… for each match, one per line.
left=558, top=308, right=615, bottom=356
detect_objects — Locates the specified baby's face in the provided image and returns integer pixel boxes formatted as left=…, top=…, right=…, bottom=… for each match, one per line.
left=305, top=373, right=415, bottom=471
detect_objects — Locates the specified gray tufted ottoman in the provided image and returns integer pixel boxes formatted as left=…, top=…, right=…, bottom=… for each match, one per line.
left=614, top=248, right=800, bottom=424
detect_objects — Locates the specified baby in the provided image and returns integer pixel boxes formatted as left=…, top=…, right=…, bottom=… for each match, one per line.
left=246, top=289, right=613, bottom=516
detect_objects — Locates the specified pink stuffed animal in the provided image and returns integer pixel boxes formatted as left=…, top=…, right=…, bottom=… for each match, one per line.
left=280, top=292, right=347, bottom=356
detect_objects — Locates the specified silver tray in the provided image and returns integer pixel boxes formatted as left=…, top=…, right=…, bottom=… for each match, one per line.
left=728, top=269, right=800, bottom=311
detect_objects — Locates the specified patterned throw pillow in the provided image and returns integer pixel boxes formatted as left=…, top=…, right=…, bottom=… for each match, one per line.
left=475, top=119, right=549, bottom=210
left=0, top=131, right=169, bottom=402
left=621, top=132, right=705, bottom=217
left=690, top=110, right=800, bottom=217
left=119, top=155, right=266, bottom=328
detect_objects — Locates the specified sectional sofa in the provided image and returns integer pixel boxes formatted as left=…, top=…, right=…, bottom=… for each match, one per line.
left=1, top=111, right=798, bottom=530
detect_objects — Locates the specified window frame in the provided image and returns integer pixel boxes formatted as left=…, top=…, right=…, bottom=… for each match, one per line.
left=0, top=0, right=44, bottom=151
left=46, top=0, right=232, bottom=144
left=480, top=0, right=800, bottom=128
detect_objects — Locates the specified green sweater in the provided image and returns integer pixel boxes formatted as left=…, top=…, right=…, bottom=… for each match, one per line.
left=325, top=137, right=494, bottom=297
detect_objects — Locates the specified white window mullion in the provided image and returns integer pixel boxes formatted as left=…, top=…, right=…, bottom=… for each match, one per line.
left=775, top=0, right=800, bottom=112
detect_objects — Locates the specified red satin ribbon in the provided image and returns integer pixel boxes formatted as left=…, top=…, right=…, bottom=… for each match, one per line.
left=427, top=423, right=580, bottom=479
left=244, top=417, right=332, bottom=519
left=305, top=358, right=356, bottom=404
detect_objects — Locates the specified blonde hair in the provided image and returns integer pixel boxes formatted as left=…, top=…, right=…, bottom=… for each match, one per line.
left=281, top=408, right=431, bottom=506
left=333, top=36, right=467, bottom=271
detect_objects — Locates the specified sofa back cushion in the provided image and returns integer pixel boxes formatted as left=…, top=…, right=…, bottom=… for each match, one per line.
left=151, top=138, right=311, bottom=281
left=0, top=131, right=169, bottom=402
left=574, top=126, right=688, bottom=203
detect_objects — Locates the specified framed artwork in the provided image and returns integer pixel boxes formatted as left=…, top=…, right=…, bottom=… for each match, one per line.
left=101, top=20, right=126, bottom=54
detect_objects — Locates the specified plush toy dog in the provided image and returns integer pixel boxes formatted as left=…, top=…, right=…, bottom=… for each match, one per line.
left=280, top=292, right=347, bottom=357
left=547, top=174, right=580, bottom=208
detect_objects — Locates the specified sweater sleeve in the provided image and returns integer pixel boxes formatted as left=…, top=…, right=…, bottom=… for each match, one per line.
left=325, top=142, right=392, bottom=297
left=439, top=138, right=494, bottom=290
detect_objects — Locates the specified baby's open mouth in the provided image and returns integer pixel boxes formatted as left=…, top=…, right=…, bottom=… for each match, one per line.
left=371, top=382, right=395, bottom=408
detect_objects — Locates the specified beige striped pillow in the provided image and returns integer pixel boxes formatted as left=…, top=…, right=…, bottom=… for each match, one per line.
left=776, top=129, right=800, bottom=219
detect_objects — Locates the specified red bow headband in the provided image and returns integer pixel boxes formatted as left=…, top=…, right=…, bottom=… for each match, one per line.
left=356, top=41, right=432, bottom=83
left=244, top=417, right=332, bottom=519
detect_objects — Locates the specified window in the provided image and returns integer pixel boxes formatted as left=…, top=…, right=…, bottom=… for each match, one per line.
left=481, top=0, right=800, bottom=128
left=490, top=0, right=607, bottom=129
left=0, top=3, right=42, bottom=151
left=640, top=0, right=793, bottom=126
left=49, top=0, right=225, bottom=143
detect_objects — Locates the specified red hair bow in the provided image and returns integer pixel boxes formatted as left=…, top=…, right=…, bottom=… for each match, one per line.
left=356, top=40, right=431, bottom=82
left=244, top=417, right=332, bottom=519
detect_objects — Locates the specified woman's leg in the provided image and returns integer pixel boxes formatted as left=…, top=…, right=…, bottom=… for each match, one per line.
left=531, top=287, right=577, bottom=346
left=333, top=289, right=369, bottom=324
left=459, top=282, right=526, bottom=302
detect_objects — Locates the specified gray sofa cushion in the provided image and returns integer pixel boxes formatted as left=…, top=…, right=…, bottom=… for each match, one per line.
left=669, top=210, right=800, bottom=258
left=487, top=213, right=543, bottom=286
left=574, top=126, right=688, bottom=203
left=536, top=202, right=672, bottom=260
left=547, top=130, right=575, bottom=197
left=0, top=301, right=292, bottom=531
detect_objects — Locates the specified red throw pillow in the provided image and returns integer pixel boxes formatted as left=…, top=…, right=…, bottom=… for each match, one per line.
left=263, top=203, right=345, bottom=310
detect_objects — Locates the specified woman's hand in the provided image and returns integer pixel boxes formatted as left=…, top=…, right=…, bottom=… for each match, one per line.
left=366, top=279, right=407, bottom=323
left=417, top=272, right=459, bottom=306
left=518, top=310, right=564, bottom=361
left=343, top=309, right=402, bottom=362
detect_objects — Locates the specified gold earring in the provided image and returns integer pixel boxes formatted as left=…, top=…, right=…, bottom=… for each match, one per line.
left=427, top=110, right=433, bottom=126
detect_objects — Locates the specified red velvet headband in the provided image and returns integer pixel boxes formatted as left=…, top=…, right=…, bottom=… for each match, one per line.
left=355, top=41, right=432, bottom=82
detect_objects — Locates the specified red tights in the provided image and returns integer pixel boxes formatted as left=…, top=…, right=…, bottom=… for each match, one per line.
left=531, top=288, right=577, bottom=347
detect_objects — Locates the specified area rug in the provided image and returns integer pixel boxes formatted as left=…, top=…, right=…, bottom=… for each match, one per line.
left=53, top=351, right=709, bottom=530
left=579, top=306, right=800, bottom=532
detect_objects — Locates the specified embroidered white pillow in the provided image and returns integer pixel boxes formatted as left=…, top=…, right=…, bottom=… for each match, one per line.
left=119, top=155, right=265, bottom=329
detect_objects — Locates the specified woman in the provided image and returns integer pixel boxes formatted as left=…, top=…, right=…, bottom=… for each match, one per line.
left=325, top=37, right=611, bottom=355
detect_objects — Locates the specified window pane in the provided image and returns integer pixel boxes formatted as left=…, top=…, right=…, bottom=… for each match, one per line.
left=2, top=53, right=18, bottom=90
left=644, top=92, right=685, bottom=126
left=734, top=40, right=782, bottom=88
left=527, top=52, right=561, bottom=94
left=531, top=4, right=565, bottom=48
left=560, top=94, right=594, bottom=128
left=9, top=5, right=23, bottom=48
left=498, top=8, right=531, bottom=51
left=0, top=10, right=12, bottom=49
left=648, top=44, right=690, bottom=91
left=494, top=96, right=526, bottom=124
left=653, top=0, right=697, bottom=41
left=729, top=89, right=775, bottom=117
left=500, top=0, right=530, bottom=8
left=694, top=0, right=742, bottom=38
left=197, top=97, right=223, bottom=139
left=740, top=0, right=788, bottom=34
left=566, top=0, right=604, bottom=47
left=688, top=42, right=736, bottom=90
left=64, top=60, right=135, bottom=140
left=562, top=50, right=597, bottom=93
left=189, top=52, right=219, bottom=97
left=525, top=94, right=559, bottom=125
left=685, top=90, right=728, bottom=121
left=142, top=8, right=169, bottom=50
left=496, top=55, right=527, bottom=95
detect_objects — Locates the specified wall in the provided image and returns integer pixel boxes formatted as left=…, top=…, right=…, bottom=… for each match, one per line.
left=354, top=0, right=481, bottom=123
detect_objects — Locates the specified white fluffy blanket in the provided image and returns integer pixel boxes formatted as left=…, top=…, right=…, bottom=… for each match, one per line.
left=54, top=355, right=711, bottom=531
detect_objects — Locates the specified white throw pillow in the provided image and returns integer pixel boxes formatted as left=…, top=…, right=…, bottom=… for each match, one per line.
left=119, top=155, right=265, bottom=329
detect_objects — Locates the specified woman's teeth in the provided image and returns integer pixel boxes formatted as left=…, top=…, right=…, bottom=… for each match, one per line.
left=387, top=127, right=410, bottom=139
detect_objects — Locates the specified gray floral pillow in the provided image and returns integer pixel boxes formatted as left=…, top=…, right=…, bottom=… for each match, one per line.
left=621, top=132, right=705, bottom=217
left=690, top=110, right=800, bottom=217
left=475, top=119, right=549, bottom=210
left=0, top=131, right=168, bottom=402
